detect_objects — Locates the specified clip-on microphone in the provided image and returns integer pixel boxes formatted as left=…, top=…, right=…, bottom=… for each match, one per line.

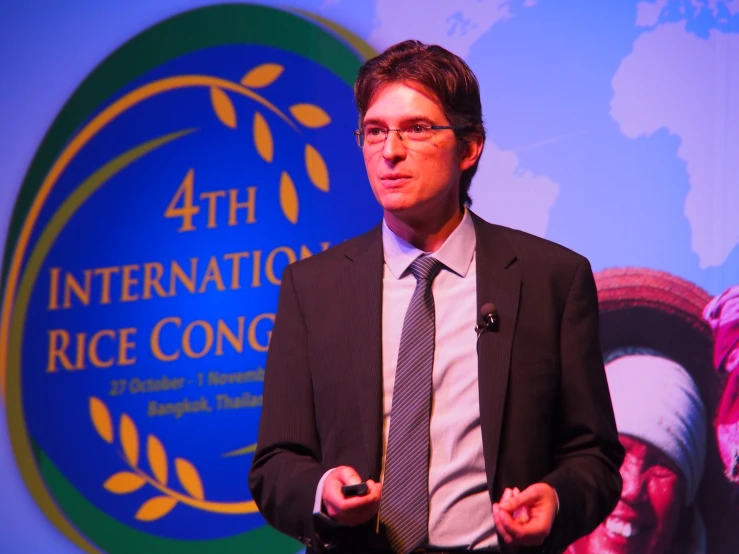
left=475, top=303, right=499, bottom=338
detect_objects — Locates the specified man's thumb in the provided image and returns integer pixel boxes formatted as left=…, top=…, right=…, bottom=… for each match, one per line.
left=335, top=465, right=362, bottom=485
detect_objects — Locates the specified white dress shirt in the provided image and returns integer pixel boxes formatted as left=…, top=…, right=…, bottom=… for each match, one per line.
left=315, top=209, right=496, bottom=549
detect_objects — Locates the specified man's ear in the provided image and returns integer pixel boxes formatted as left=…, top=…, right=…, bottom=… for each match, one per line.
left=459, top=134, right=484, bottom=171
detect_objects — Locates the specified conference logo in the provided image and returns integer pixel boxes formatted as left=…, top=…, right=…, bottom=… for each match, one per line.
left=0, top=5, right=378, bottom=552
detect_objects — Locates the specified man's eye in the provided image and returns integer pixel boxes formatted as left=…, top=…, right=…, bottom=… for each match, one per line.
left=408, top=125, right=427, bottom=134
left=365, top=127, right=384, bottom=136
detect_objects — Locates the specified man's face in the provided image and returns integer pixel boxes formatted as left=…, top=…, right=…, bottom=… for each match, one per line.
left=569, top=435, right=685, bottom=554
left=360, top=81, right=480, bottom=223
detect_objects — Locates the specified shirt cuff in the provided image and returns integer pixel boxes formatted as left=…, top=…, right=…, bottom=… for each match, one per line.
left=313, top=467, right=338, bottom=514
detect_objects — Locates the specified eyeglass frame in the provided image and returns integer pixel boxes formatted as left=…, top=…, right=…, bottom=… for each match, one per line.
left=353, top=124, right=470, bottom=148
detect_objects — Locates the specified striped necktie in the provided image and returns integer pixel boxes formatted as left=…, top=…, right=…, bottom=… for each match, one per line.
left=380, top=255, right=444, bottom=554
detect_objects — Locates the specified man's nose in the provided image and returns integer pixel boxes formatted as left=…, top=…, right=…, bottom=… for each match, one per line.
left=382, top=130, right=406, bottom=160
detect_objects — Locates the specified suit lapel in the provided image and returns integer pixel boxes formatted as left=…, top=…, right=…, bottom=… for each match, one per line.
left=471, top=213, right=521, bottom=494
left=337, top=226, right=384, bottom=479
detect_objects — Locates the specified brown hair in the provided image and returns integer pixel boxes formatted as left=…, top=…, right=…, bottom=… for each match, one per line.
left=354, top=40, right=486, bottom=206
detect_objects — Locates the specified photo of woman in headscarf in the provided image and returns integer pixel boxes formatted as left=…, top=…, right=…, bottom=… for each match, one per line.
left=569, top=350, right=707, bottom=554
left=566, top=268, right=736, bottom=554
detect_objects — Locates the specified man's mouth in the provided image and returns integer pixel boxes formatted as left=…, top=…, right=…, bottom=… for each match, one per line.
left=605, top=516, right=640, bottom=538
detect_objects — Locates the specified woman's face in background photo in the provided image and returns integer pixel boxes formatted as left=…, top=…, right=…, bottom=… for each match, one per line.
left=570, top=434, right=685, bottom=554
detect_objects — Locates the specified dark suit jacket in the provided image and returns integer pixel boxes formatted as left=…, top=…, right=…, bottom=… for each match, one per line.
left=249, top=212, right=624, bottom=554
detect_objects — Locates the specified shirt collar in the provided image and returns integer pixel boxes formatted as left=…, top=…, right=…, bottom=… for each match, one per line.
left=382, top=208, right=476, bottom=280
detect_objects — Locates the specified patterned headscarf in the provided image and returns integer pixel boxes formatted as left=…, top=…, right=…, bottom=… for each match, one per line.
left=703, top=285, right=739, bottom=373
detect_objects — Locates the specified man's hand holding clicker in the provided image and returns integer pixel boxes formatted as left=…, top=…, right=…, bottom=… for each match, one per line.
left=322, top=466, right=382, bottom=526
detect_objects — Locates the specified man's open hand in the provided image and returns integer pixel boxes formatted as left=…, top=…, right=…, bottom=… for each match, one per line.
left=492, top=483, right=557, bottom=546
left=322, top=466, right=382, bottom=526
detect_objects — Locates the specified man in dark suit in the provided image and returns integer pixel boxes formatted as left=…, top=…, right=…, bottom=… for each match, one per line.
left=249, top=40, right=624, bottom=554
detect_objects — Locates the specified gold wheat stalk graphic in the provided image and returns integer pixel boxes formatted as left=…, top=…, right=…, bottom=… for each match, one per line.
left=89, top=397, right=257, bottom=520
left=209, top=63, right=331, bottom=224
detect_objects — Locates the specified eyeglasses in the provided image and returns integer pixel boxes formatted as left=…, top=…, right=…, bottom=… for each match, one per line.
left=354, top=124, right=467, bottom=148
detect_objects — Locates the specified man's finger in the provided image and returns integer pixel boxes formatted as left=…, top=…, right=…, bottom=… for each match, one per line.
left=499, top=485, right=540, bottom=513
left=362, top=480, right=382, bottom=504
left=497, top=504, right=524, bottom=539
left=328, top=491, right=381, bottom=525
left=492, top=504, right=514, bottom=544
left=513, top=505, right=531, bottom=523
left=504, top=486, right=530, bottom=523
left=498, top=505, right=551, bottom=547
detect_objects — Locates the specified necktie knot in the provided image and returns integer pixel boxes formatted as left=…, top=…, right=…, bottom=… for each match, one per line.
left=410, top=255, right=443, bottom=283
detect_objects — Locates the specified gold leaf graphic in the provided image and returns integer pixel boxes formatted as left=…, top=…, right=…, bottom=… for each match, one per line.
left=253, top=112, right=273, bottom=163
left=90, top=397, right=113, bottom=443
left=305, top=144, right=329, bottom=192
left=289, top=104, right=331, bottom=128
left=241, top=63, right=284, bottom=88
left=175, top=458, right=205, bottom=500
left=210, top=87, right=237, bottom=129
left=135, top=496, right=178, bottom=522
left=120, top=414, right=139, bottom=466
left=221, top=442, right=258, bottom=457
left=279, top=171, right=299, bottom=224
left=104, top=471, right=146, bottom=494
left=147, top=435, right=168, bottom=485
